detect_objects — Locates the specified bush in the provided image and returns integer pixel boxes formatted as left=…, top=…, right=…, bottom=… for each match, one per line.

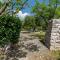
left=0, top=15, right=21, bottom=47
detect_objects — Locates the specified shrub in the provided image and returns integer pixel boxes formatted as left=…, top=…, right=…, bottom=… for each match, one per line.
left=0, top=15, right=21, bottom=47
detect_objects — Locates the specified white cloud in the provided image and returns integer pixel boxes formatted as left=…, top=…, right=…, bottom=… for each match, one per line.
left=16, top=11, right=30, bottom=21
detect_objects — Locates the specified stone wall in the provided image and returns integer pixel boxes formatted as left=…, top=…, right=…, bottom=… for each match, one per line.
left=45, top=19, right=60, bottom=50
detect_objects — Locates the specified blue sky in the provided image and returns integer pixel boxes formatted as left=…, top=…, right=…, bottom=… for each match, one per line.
left=0, top=0, right=48, bottom=16
left=0, top=0, right=47, bottom=13
left=17, top=0, right=44, bottom=20
left=22, top=0, right=44, bottom=13
left=22, top=0, right=48, bottom=13
left=22, top=0, right=35, bottom=13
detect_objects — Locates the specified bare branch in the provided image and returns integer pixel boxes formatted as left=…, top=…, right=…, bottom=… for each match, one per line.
left=0, top=0, right=10, bottom=15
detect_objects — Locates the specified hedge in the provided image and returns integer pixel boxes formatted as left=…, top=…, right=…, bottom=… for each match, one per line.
left=0, top=15, right=21, bottom=47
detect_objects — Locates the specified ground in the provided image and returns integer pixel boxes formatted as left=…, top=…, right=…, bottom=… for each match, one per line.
left=0, top=31, right=54, bottom=60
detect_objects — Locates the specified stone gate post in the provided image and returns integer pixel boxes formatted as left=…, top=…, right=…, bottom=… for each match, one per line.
left=45, top=19, right=60, bottom=50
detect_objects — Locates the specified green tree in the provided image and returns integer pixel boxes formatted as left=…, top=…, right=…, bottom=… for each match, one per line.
left=32, top=0, right=60, bottom=30
left=23, top=16, right=36, bottom=31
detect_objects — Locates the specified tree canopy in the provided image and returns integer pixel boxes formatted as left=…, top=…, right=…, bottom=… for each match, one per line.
left=32, top=0, right=60, bottom=30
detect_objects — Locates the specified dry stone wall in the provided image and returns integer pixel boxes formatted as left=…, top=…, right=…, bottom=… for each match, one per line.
left=45, top=19, right=60, bottom=50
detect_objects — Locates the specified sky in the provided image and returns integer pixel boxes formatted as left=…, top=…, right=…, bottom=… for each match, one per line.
left=22, top=0, right=35, bottom=13
left=21, top=0, right=48, bottom=13
left=17, top=0, right=46, bottom=20
left=17, top=0, right=36, bottom=20
left=22, top=0, right=44, bottom=13
left=0, top=0, right=47, bottom=13
left=0, top=0, right=46, bottom=20
left=16, top=11, right=30, bottom=20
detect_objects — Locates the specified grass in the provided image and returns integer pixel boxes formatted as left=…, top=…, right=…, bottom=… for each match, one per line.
left=34, top=31, right=46, bottom=44
left=51, top=51, right=60, bottom=60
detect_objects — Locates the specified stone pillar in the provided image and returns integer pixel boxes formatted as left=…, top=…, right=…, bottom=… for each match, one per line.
left=45, top=19, right=60, bottom=50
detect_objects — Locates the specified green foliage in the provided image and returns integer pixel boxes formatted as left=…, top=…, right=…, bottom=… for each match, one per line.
left=32, top=0, right=60, bottom=30
left=34, top=31, right=45, bottom=44
left=51, top=51, right=60, bottom=60
left=0, top=15, right=21, bottom=46
left=23, top=15, right=46, bottom=31
left=55, top=7, right=60, bottom=18
left=23, top=16, right=36, bottom=31
left=0, top=2, right=3, bottom=9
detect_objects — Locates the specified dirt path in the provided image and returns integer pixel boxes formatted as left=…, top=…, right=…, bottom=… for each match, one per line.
left=19, top=31, right=49, bottom=54
left=5, top=31, right=50, bottom=60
